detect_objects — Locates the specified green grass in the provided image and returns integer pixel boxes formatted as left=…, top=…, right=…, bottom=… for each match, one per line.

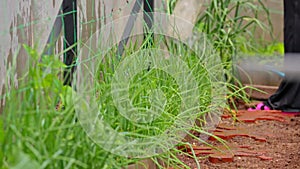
left=1, top=0, right=274, bottom=166
left=1, top=32, right=231, bottom=168
left=196, top=0, right=274, bottom=81
left=1, top=45, right=138, bottom=169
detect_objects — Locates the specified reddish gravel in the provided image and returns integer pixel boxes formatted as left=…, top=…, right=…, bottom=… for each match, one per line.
left=177, top=109, right=300, bottom=169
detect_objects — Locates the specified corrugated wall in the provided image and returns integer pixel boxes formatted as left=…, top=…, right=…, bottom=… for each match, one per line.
left=0, top=0, right=284, bottom=112
left=0, top=0, right=165, bottom=111
left=0, top=0, right=63, bottom=111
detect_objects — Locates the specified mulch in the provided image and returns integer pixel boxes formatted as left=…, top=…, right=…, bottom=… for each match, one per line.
left=177, top=102, right=300, bottom=169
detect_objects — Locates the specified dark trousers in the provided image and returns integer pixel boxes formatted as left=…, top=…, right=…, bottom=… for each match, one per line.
left=45, top=0, right=77, bottom=86
left=265, top=0, right=300, bottom=112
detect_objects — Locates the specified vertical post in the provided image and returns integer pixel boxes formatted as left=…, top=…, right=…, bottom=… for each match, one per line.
left=62, top=0, right=77, bottom=86
left=117, top=0, right=154, bottom=59
left=143, top=0, right=154, bottom=47
left=117, top=0, right=143, bottom=59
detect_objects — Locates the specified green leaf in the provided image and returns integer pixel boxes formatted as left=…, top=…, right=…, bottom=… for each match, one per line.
left=0, top=116, right=4, bottom=167
left=23, top=44, right=39, bottom=61
left=9, top=150, right=41, bottom=169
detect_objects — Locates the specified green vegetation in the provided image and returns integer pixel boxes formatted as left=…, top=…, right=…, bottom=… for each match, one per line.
left=1, top=34, right=227, bottom=168
left=196, top=0, right=275, bottom=79
left=0, top=0, right=281, bottom=168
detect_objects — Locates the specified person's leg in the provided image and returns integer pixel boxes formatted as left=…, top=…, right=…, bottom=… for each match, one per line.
left=62, top=0, right=77, bottom=86
left=263, top=0, right=300, bottom=112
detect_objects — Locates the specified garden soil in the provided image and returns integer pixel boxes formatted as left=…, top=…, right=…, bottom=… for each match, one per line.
left=178, top=105, right=300, bottom=169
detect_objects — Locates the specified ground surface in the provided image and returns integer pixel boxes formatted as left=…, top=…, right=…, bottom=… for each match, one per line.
left=178, top=106, right=300, bottom=169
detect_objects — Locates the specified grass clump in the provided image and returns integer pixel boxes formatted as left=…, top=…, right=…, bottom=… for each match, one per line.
left=0, top=45, right=141, bottom=169
left=1, top=35, right=233, bottom=169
